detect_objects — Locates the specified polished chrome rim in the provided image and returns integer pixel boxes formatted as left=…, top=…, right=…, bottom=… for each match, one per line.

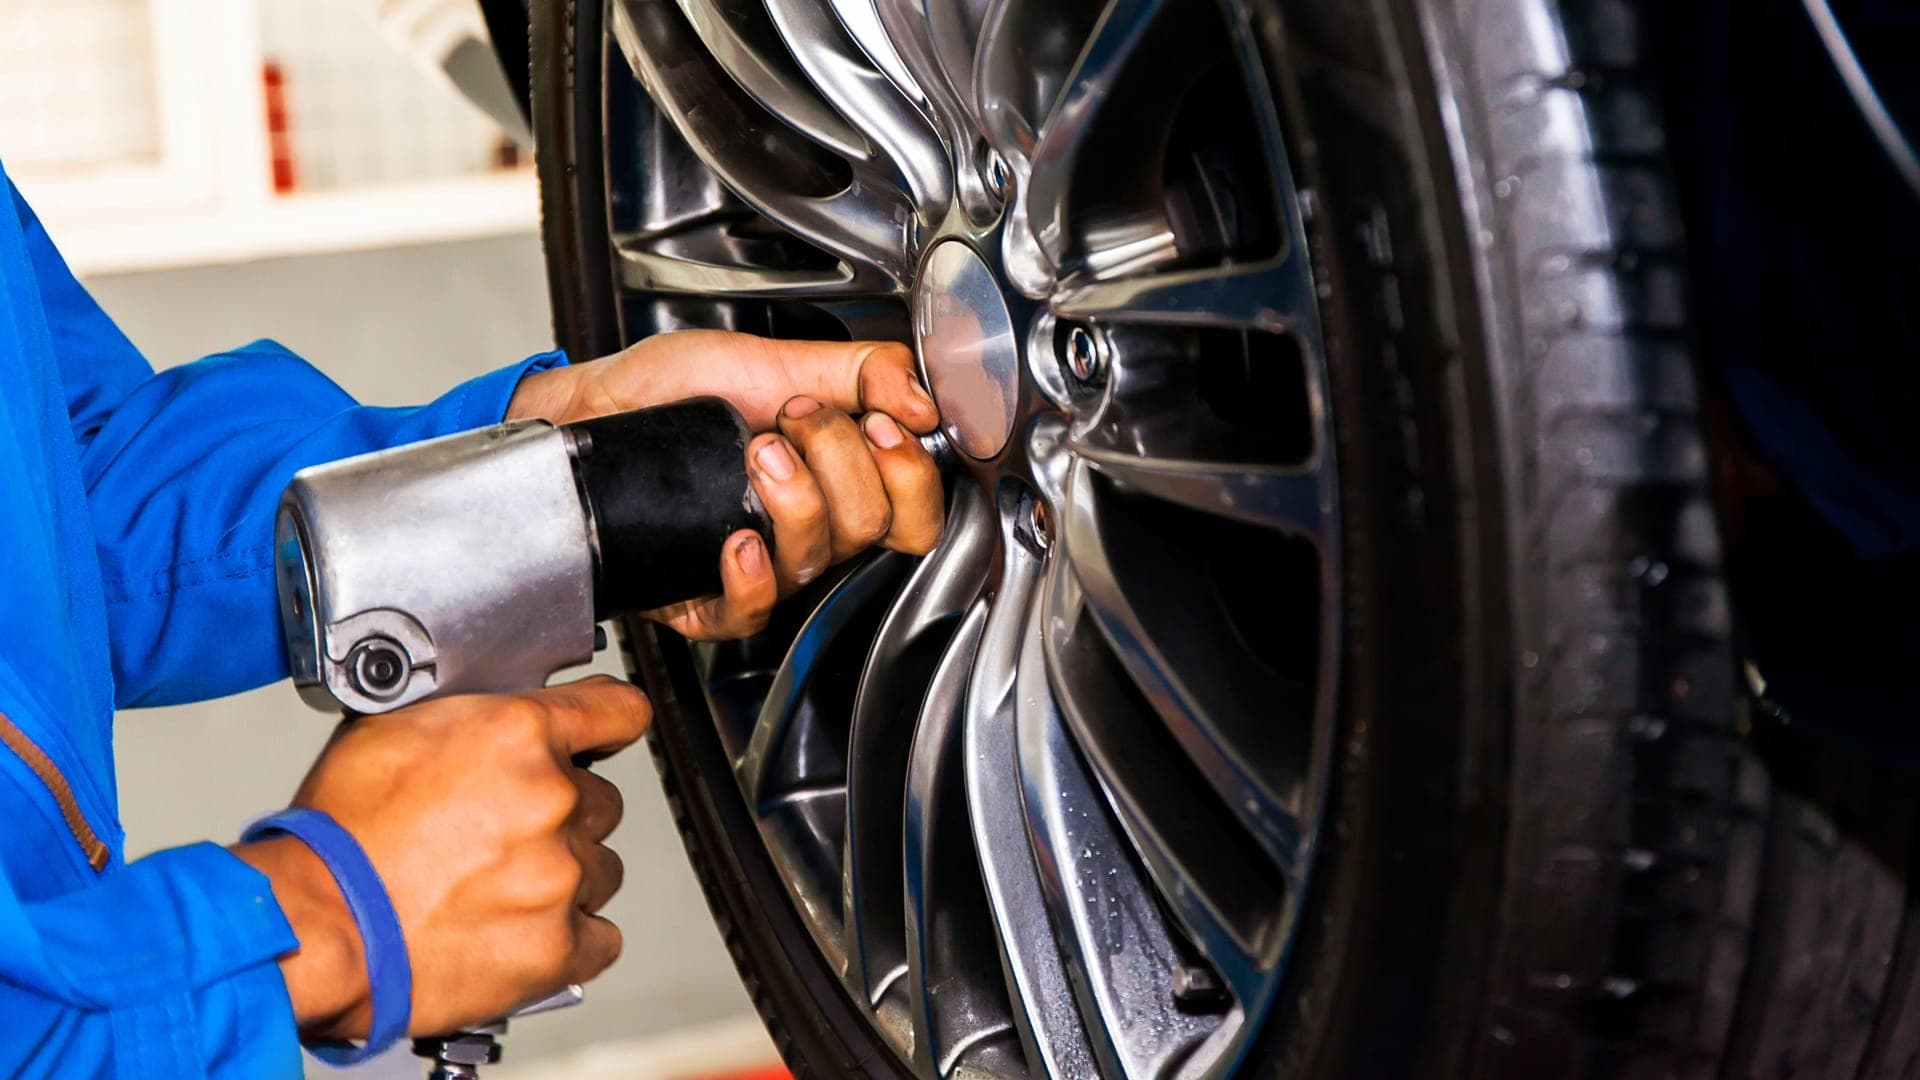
left=602, top=0, right=1338, bottom=1073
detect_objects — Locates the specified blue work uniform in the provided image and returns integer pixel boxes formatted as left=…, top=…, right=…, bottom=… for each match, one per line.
left=0, top=162, right=563, bottom=1076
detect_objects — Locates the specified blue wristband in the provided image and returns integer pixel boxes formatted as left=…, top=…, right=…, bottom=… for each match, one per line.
left=243, top=808, right=412, bottom=1066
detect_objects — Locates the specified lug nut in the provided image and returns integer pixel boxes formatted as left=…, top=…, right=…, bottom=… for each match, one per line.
left=1028, top=499, right=1053, bottom=550
left=1171, top=964, right=1231, bottom=1013
left=1064, top=325, right=1106, bottom=384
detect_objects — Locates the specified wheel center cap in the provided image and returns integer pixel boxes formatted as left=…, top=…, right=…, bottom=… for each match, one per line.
left=914, top=240, right=1019, bottom=460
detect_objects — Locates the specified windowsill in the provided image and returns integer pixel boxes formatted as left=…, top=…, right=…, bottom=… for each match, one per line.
left=54, top=169, right=538, bottom=278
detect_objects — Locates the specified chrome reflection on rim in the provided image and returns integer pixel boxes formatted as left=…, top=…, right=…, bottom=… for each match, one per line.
left=602, top=0, right=1339, bottom=1074
left=916, top=240, right=1021, bottom=460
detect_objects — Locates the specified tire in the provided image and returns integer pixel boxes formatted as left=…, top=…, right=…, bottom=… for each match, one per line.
left=529, top=0, right=1920, bottom=1074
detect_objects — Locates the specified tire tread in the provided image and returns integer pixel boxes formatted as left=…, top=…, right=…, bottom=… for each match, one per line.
left=1450, top=0, right=1765, bottom=1074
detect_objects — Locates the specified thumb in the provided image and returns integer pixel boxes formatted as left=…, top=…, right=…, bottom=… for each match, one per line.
left=764, top=339, right=940, bottom=434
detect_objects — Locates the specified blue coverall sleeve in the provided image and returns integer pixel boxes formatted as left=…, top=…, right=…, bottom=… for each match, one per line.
left=15, top=187, right=567, bottom=706
left=0, top=844, right=303, bottom=1078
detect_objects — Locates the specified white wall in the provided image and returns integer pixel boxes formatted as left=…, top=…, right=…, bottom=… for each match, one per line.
left=85, top=233, right=758, bottom=1071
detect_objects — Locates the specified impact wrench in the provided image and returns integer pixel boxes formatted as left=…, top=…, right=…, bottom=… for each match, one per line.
left=273, top=397, right=770, bottom=1078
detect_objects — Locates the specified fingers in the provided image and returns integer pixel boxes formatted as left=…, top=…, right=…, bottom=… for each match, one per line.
left=569, top=767, right=624, bottom=914
left=563, top=911, right=624, bottom=985
left=572, top=836, right=624, bottom=914
left=748, top=434, right=831, bottom=589
left=708, top=531, right=778, bottom=636
left=570, top=767, right=624, bottom=841
left=778, top=398, right=892, bottom=561
left=540, top=676, right=653, bottom=759
left=760, top=338, right=940, bottom=434
left=851, top=343, right=941, bottom=434
left=860, top=413, right=944, bottom=554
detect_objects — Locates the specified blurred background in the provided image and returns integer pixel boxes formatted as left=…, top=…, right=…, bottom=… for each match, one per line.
left=0, top=1, right=775, bottom=1076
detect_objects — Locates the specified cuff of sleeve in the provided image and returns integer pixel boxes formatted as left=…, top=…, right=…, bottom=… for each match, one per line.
left=195, top=950, right=302, bottom=1078
left=447, top=348, right=570, bottom=432
left=33, top=842, right=299, bottom=1008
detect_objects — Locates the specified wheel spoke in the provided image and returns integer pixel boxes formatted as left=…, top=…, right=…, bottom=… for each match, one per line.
left=736, top=553, right=911, bottom=807
left=970, top=0, right=1035, bottom=159
left=1059, top=461, right=1311, bottom=877
left=615, top=241, right=863, bottom=298
left=921, top=0, right=990, bottom=118
left=1014, top=595, right=1227, bottom=1078
left=972, top=0, right=1082, bottom=296
left=902, top=603, right=1024, bottom=1076
left=825, top=0, right=930, bottom=109
left=871, top=0, right=971, bottom=132
left=1219, top=0, right=1311, bottom=280
left=764, top=0, right=953, bottom=219
left=626, top=120, right=737, bottom=243
left=1040, top=556, right=1276, bottom=1011
left=1070, top=440, right=1329, bottom=538
left=1051, top=256, right=1316, bottom=334
left=842, top=484, right=996, bottom=1019
left=613, top=0, right=915, bottom=284
left=672, top=0, right=873, bottom=162
left=962, top=496, right=1100, bottom=1080
left=1017, top=0, right=1170, bottom=270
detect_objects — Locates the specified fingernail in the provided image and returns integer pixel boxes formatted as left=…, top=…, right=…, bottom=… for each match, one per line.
left=783, top=396, right=821, bottom=419
left=755, top=439, right=796, bottom=481
left=736, top=535, right=766, bottom=575
left=911, top=380, right=936, bottom=410
left=864, top=412, right=903, bottom=448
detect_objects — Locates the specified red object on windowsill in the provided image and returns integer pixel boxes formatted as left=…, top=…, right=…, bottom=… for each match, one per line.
left=262, top=60, right=296, bottom=194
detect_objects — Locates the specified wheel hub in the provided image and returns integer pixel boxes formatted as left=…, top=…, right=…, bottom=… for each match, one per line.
left=913, top=239, right=1022, bottom=461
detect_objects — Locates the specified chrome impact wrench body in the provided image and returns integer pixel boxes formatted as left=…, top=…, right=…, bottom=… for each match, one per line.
left=272, top=397, right=769, bottom=1076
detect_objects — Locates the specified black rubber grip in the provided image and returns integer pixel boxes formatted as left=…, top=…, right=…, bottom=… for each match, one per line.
left=566, top=398, right=770, bottom=617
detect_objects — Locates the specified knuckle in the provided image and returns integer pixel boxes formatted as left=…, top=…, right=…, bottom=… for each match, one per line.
left=844, top=504, right=893, bottom=547
left=784, top=499, right=829, bottom=542
left=508, top=842, right=583, bottom=915
left=896, top=525, right=941, bottom=556
left=907, top=451, right=943, bottom=486
left=494, top=698, right=551, bottom=744
left=524, top=769, right=580, bottom=828
left=538, top=844, right=585, bottom=906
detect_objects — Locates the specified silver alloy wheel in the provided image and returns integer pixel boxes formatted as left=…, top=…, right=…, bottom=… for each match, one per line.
left=604, top=0, right=1339, bottom=1073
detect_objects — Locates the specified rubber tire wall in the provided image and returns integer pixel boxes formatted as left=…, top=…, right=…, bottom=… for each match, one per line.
left=532, top=0, right=1920, bottom=1074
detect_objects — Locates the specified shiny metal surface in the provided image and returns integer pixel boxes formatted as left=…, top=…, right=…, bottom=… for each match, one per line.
left=915, top=240, right=1020, bottom=460
left=611, top=0, right=916, bottom=287
left=672, top=0, right=872, bottom=164
left=603, top=0, right=1342, bottom=1074
left=763, top=0, right=953, bottom=219
left=842, top=482, right=996, bottom=1034
left=276, top=423, right=595, bottom=716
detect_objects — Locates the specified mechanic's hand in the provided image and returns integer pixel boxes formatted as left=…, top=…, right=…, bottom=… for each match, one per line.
left=506, top=330, right=947, bottom=641
left=233, top=676, right=648, bottom=1039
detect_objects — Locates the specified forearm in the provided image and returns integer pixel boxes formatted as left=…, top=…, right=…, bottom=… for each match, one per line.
left=230, top=837, right=367, bottom=1039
